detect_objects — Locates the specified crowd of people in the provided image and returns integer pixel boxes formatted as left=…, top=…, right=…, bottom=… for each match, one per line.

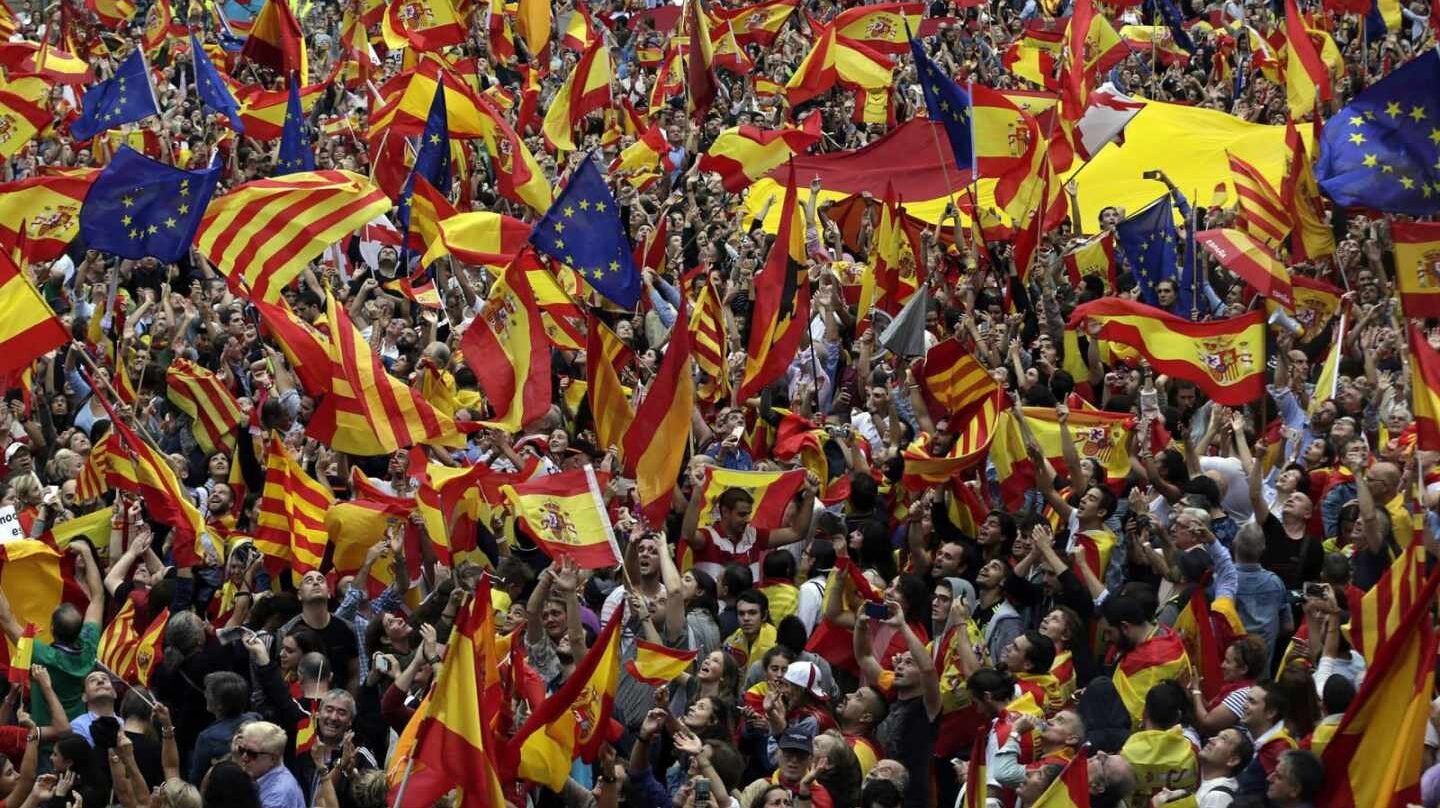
left=0, top=0, right=1435, bottom=805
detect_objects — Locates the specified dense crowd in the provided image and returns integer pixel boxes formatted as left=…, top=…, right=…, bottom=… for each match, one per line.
left=0, top=0, right=1435, bottom=806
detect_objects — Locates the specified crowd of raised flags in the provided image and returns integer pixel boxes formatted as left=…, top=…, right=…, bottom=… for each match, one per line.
left=0, top=0, right=1437, bottom=806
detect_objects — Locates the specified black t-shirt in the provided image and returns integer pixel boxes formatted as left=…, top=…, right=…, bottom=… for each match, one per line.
left=877, top=696, right=936, bottom=808
left=1260, top=513, right=1323, bottom=589
left=281, top=613, right=360, bottom=686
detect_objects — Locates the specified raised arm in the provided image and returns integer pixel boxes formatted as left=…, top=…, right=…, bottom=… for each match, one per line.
left=852, top=611, right=885, bottom=687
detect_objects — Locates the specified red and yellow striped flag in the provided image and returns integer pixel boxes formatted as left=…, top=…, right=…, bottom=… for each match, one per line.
left=586, top=317, right=635, bottom=455
left=623, top=298, right=695, bottom=524
left=460, top=257, right=552, bottom=432
left=1393, top=222, right=1440, bottom=319
left=503, top=466, right=621, bottom=570
left=382, top=0, right=467, bottom=51
left=232, top=79, right=326, bottom=140
left=255, top=437, right=335, bottom=573
left=690, top=281, right=728, bottom=405
left=1412, top=325, right=1440, bottom=452
left=920, top=341, right=995, bottom=419
left=419, top=210, right=530, bottom=269
left=132, top=609, right=169, bottom=687
left=1113, top=626, right=1191, bottom=727
left=829, top=2, right=923, bottom=53
left=0, top=76, right=52, bottom=162
left=0, top=249, right=68, bottom=379
left=1319, top=566, right=1440, bottom=808
left=165, top=358, right=246, bottom=454
left=697, top=115, right=823, bottom=193
left=1031, top=752, right=1090, bottom=808
left=1068, top=299, right=1266, bottom=406
left=624, top=641, right=698, bottom=686
left=541, top=37, right=612, bottom=152
left=713, top=0, right=796, bottom=46
left=241, top=0, right=308, bottom=79
left=1194, top=228, right=1295, bottom=311
left=740, top=164, right=809, bottom=401
left=308, top=293, right=462, bottom=455
left=6, top=623, right=33, bottom=687
left=1227, top=152, right=1291, bottom=248
left=785, top=29, right=894, bottom=106
left=195, top=170, right=392, bottom=302
left=694, top=467, right=806, bottom=533
left=0, top=170, right=98, bottom=263
left=98, top=599, right=141, bottom=678
left=1172, top=584, right=1224, bottom=703
left=102, top=414, right=215, bottom=568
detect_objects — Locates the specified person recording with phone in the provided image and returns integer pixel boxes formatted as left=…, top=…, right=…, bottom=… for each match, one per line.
left=853, top=600, right=939, bottom=808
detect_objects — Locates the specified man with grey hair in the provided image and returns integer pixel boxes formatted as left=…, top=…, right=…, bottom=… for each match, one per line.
left=290, top=688, right=378, bottom=805
left=235, top=720, right=304, bottom=808
left=1232, top=521, right=1292, bottom=655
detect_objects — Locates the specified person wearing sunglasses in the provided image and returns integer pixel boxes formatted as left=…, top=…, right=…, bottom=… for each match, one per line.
left=233, top=722, right=303, bottom=808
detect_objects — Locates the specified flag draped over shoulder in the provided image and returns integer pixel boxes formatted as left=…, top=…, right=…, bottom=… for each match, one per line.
left=1068, top=299, right=1266, bottom=406
left=1113, top=626, right=1191, bottom=726
left=1031, top=752, right=1090, bottom=808
left=194, top=171, right=391, bottom=301
left=1319, top=566, right=1440, bottom=808
left=502, top=466, right=621, bottom=569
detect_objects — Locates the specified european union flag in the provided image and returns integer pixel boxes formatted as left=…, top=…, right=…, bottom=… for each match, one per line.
left=1315, top=48, right=1440, bottom=216
left=276, top=77, right=314, bottom=175
left=528, top=154, right=641, bottom=308
left=1145, top=0, right=1194, bottom=52
left=397, top=82, right=450, bottom=267
left=71, top=50, right=160, bottom=143
left=1117, top=197, right=1191, bottom=315
left=79, top=147, right=220, bottom=262
left=191, top=34, right=243, bottom=133
left=908, top=33, right=973, bottom=172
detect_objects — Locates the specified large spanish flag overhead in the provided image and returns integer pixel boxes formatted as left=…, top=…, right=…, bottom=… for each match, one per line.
left=461, top=256, right=552, bottom=432
left=829, top=2, right=923, bottom=53
left=502, top=466, right=622, bottom=570
left=1412, top=325, right=1440, bottom=451
left=1319, top=567, right=1440, bottom=808
left=1067, top=299, right=1266, bottom=406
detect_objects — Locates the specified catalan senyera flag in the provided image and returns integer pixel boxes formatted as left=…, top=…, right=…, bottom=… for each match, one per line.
left=694, top=467, right=806, bottom=532
left=740, top=164, right=810, bottom=401
left=419, top=210, right=531, bottom=269
left=542, top=38, right=613, bottom=152
left=920, top=340, right=995, bottom=418
left=1172, top=584, right=1225, bottom=703
left=830, top=2, right=922, bottom=53
left=505, top=614, right=623, bottom=789
left=1284, top=0, right=1330, bottom=120
left=714, top=0, right=796, bottom=46
left=165, top=358, right=246, bottom=454
left=1319, top=566, right=1440, bottom=808
left=101, top=410, right=216, bottom=567
left=241, top=0, right=308, bottom=79
left=1067, top=299, right=1266, bottom=406
left=0, top=249, right=69, bottom=379
left=785, top=29, right=894, bottom=106
left=98, top=600, right=140, bottom=679
left=254, top=437, right=334, bottom=573
left=1194, top=229, right=1295, bottom=311
left=1392, top=222, right=1440, bottom=318
left=232, top=79, right=326, bottom=140
left=309, top=293, right=463, bottom=455
left=698, top=115, right=823, bottom=193
left=586, top=317, right=635, bottom=455
left=901, top=433, right=983, bottom=491
left=461, top=256, right=552, bottom=431
left=623, top=298, right=695, bottom=525
left=690, top=281, right=728, bottom=404
left=195, top=170, right=392, bottom=302
left=503, top=466, right=620, bottom=569
left=1113, top=625, right=1191, bottom=727
left=1412, top=325, right=1440, bottom=452
left=1030, top=751, right=1090, bottom=808
left=0, top=170, right=99, bottom=263
left=1228, top=151, right=1291, bottom=248
left=624, top=641, right=698, bottom=686
left=1347, top=505, right=1425, bottom=661
left=392, top=578, right=506, bottom=808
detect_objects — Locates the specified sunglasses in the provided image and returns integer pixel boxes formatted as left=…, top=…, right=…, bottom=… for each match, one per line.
left=235, top=747, right=268, bottom=760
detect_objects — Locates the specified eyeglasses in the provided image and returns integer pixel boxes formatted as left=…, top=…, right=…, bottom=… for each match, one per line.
left=235, top=747, right=268, bottom=760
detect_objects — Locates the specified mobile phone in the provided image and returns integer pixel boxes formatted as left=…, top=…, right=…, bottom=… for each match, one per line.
left=216, top=626, right=249, bottom=645
left=863, top=601, right=890, bottom=620
left=694, top=779, right=710, bottom=804
left=373, top=653, right=391, bottom=674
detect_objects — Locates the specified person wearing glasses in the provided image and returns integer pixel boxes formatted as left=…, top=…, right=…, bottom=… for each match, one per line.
left=233, top=722, right=303, bottom=808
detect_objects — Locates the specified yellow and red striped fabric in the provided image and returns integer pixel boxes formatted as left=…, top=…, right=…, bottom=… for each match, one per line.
left=785, top=29, right=894, bottom=107
left=131, top=608, right=169, bottom=687
left=0, top=249, right=67, bottom=379
left=1227, top=152, right=1291, bottom=248
left=586, top=317, right=635, bottom=456
left=99, top=599, right=141, bottom=677
left=623, top=299, right=696, bottom=524
left=739, top=165, right=809, bottom=401
left=624, top=641, right=698, bottom=685
left=0, top=41, right=93, bottom=84
left=0, top=76, right=52, bottom=161
left=166, top=358, right=246, bottom=454
left=828, top=2, right=923, bottom=53
left=697, top=114, right=823, bottom=193
left=195, top=170, right=392, bottom=302
left=460, top=258, right=553, bottom=432
left=502, top=467, right=622, bottom=570
left=1113, top=626, right=1191, bottom=727
left=694, top=467, right=806, bottom=531
left=542, top=37, right=613, bottom=151
left=382, top=0, right=467, bottom=51
left=419, top=210, right=531, bottom=269
left=1393, top=222, right=1440, bottom=319
left=309, top=293, right=462, bottom=455
left=1412, top=325, right=1440, bottom=452
left=1194, top=229, right=1295, bottom=311
left=689, top=282, right=728, bottom=405
left=920, top=341, right=995, bottom=418
left=713, top=0, right=796, bottom=46
left=232, top=79, right=326, bottom=140
left=103, top=415, right=215, bottom=567
left=255, top=437, right=334, bottom=573
left=0, top=170, right=99, bottom=263
left=242, top=0, right=307, bottom=78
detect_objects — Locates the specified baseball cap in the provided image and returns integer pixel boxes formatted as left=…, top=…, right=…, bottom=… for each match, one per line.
left=776, top=723, right=815, bottom=754
left=4, top=443, right=29, bottom=463
left=783, top=660, right=827, bottom=700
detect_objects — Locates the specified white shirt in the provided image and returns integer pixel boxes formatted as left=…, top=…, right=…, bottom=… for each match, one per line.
left=1197, top=776, right=1240, bottom=808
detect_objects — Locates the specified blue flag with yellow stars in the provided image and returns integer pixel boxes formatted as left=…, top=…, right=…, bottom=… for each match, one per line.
left=277, top=78, right=314, bottom=175
left=71, top=50, right=160, bottom=143
left=1144, top=0, right=1194, bottom=52
left=79, top=147, right=220, bottom=262
left=528, top=154, right=641, bottom=309
left=397, top=81, right=450, bottom=269
left=1116, top=197, right=1192, bottom=315
left=908, top=30, right=973, bottom=172
left=1316, top=48, right=1440, bottom=216
left=191, top=34, right=243, bottom=134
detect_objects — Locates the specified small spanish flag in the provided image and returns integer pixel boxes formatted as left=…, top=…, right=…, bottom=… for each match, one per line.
left=623, top=640, right=698, bottom=686
left=7, top=624, right=34, bottom=687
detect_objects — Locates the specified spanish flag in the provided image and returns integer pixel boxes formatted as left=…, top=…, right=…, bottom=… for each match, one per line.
left=233, top=79, right=326, bottom=140
left=694, top=467, right=807, bottom=531
left=0, top=76, right=51, bottom=161
left=1283, top=118, right=1334, bottom=262
left=392, top=579, right=507, bottom=807
left=1194, top=228, right=1295, bottom=311
left=560, top=2, right=597, bottom=50
left=1121, top=727, right=1198, bottom=798
left=1063, top=231, right=1118, bottom=292
left=1412, top=324, right=1440, bottom=452
left=829, top=2, right=923, bottom=54
left=382, top=0, right=466, bottom=51
left=609, top=125, right=670, bottom=188
left=461, top=256, right=552, bottom=432
left=505, top=615, right=623, bottom=789
left=0, top=247, right=68, bottom=379
left=516, top=0, right=550, bottom=57
left=624, top=641, right=698, bottom=686
left=503, top=466, right=622, bottom=570
left=255, top=437, right=334, bottom=574
left=1286, top=274, right=1344, bottom=344
left=1067, top=299, right=1266, bottom=406
left=132, top=609, right=169, bottom=687
left=541, top=37, right=612, bottom=152
left=1319, top=566, right=1440, bottom=808
left=241, top=0, right=308, bottom=79
left=1030, top=752, right=1090, bottom=808
left=1172, top=584, right=1225, bottom=702
left=698, top=114, right=823, bottom=193
left=785, top=29, right=894, bottom=107
left=623, top=297, right=695, bottom=524
left=0, top=170, right=99, bottom=263
left=6, top=624, right=33, bottom=687
left=859, top=183, right=922, bottom=323
left=714, top=0, right=796, bottom=46
left=684, top=0, right=718, bottom=118
left=586, top=317, right=635, bottom=455
left=1309, top=313, right=1344, bottom=420
left=1393, top=222, right=1440, bottom=318
left=1113, top=626, right=1191, bottom=727
left=99, top=601, right=140, bottom=679
left=1021, top=405, right=1133, bottom=491
left=1283, top=0, right=1330, bottom=120
left=739, top=163, right=810, bottom=401
left=419, top=210, right=530, bottom=269
left=988, top=410, right=1037, bottom=512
